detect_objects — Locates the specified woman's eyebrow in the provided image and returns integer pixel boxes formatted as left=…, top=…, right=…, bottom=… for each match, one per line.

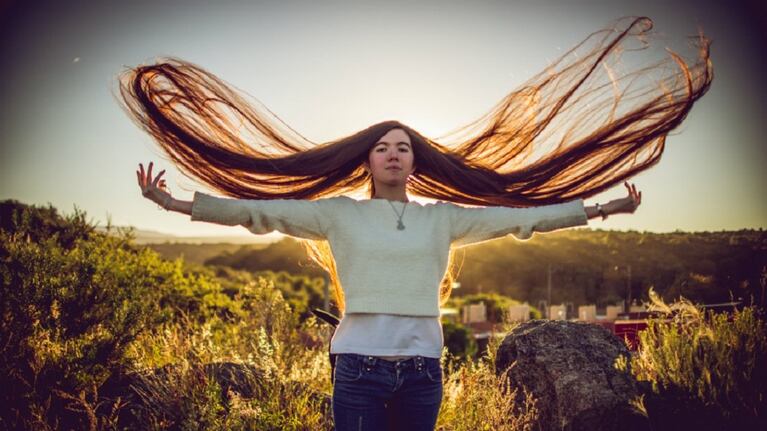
left=375, top=141, right=411, bottom=147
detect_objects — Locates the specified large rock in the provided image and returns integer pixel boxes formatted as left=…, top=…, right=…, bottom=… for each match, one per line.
left=494, top=320, right=650, bottom=431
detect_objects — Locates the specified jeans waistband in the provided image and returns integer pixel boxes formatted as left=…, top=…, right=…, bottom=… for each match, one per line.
left=340, top=353, right=437, bottom=371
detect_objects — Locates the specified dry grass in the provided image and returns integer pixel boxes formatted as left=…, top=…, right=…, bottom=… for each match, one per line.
left=122, top=278, right=540, bottom=430
left=632, top=288, right=767, bottom=421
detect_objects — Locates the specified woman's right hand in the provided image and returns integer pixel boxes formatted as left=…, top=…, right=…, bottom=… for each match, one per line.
left=137, top=161, right=172, bottom=208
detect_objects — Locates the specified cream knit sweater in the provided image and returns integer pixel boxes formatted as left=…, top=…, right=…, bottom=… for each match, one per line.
left=190, top=192, right=588, bottom=317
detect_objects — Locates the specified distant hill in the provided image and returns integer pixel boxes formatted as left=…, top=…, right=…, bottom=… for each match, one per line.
left=94, top=225, right=278, bottom=245
left=92, top=225, right=277, bottom=265
left=168, top=228, right=766, bottom=309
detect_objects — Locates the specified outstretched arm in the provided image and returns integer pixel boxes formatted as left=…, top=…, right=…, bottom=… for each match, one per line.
left=446, top=181, right=641, bottom=247
left=584, top=182, right=642, bottom=220
left=447, top=198, right=588, bottom=247
left=136, top=161, right=335, bottom=240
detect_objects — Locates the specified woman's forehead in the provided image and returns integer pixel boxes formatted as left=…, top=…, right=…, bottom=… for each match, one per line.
left=376, top=128, right=411, bottom=144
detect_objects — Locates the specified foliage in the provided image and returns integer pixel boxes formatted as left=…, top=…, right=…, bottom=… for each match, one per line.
left=632, top=288, right=767, bottom=428
left=442, top=320, right=478, bottom=361
left=445, top=229, right=766, bottom=309
left=0, top=201, right=170, bottom=429
left=3, top=198, right=765, bottom=430
left=126, top=277, right=334, bottom=431
left=436, top=335, right=539, bottom=430
left=251, top=270, right=329, bottom=321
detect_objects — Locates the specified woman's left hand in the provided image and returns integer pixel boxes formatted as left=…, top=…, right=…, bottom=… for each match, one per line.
left=611, top=181, right=642, bottom=215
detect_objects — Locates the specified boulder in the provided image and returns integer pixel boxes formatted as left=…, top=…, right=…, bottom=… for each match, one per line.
left=494, top=320, right=650, bottom=431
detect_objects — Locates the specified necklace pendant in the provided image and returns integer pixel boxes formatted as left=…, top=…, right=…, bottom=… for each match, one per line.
left=397, top=220, right=405, bottom=230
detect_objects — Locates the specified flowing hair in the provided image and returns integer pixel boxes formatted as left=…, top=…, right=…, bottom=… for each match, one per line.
left=116, top=16, right=712, bottom=314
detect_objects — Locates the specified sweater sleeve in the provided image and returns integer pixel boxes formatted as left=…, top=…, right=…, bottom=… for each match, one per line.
left=190, top=191, right=338, bottom=240
left=445, top=198, right=588, bottom=247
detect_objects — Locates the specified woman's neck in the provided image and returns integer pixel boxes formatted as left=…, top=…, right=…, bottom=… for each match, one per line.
left=372, top=194, right=409, bottom=203
left=372, top=185, right=409, bottom=202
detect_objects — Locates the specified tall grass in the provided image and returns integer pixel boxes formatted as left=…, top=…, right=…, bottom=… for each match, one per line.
left=632, top=288, right=767, bottom=424
left=126, top=278, right=539, bottom=430
left=436, top=328, right=539, bottom=431
left=126, top=277, right=335, bottom=430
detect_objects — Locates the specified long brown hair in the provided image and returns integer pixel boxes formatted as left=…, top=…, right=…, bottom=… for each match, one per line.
left=117, top=17, right=712, bottom=314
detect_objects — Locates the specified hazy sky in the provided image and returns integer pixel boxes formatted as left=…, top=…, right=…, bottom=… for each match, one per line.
left=1, top=0, right=765, bottom=239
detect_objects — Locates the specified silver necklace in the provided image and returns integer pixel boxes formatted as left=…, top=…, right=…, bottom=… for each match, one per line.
left=386, top=199, right=408, bottom=230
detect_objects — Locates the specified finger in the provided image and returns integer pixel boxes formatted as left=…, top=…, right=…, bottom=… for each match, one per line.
left=136, top=170, right=141, bottom=188
left=139, top=163, right=145, bottom=181
left=147, top=162, right=154, bottom=180
left=152, top=170, right=165, bottom=187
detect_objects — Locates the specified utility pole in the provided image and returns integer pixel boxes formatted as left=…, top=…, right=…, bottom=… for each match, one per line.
left=547, top=264, right=552, bottom=319
left=626, top=265, right=632, bottom=312
left=614, top=264, right=632, bottom=313
left=760, top=265, right=766, bottom=309
left=323, top=274, right=330, bottom=311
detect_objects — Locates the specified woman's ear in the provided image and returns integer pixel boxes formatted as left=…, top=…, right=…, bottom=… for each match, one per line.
left=362, top=161, right=370, bottom=174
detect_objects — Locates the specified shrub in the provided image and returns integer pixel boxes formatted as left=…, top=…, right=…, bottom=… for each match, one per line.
left=632, top=288, right=767, bottom=428
left=0, top=202, right=173, bottom=429
left=126, top=277, right=334, bottom=431
left=442, top=320, right=478, bottom=361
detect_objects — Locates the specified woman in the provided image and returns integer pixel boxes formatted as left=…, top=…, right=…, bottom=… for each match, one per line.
left=125, top=16, right=710, bottom=431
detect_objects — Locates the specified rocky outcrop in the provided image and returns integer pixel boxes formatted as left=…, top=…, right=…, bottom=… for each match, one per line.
left=495, top=320, right=650, bottom=431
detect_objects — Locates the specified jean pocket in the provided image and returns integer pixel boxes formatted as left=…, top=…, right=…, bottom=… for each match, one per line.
left=334, top=354, right=363, bottom=383
left=425, top=361, right=442, bottom=384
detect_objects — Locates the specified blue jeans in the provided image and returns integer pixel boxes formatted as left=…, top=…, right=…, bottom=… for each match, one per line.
left=331, top=353, right=443, bottom=431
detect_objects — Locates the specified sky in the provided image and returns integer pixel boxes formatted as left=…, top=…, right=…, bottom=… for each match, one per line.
left=1, top=0, right=765, bottom=239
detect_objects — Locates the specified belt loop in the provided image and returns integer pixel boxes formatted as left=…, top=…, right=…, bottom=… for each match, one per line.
left=364, top=355, right=377, bottom=369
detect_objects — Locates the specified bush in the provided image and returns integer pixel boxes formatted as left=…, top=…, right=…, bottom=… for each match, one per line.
left=0, top=202, right=173, bottom=429
left=0, top=200, right=238, bottom=430
left=632, top=288, right=767, bottom=429
left=442, top=320, right=477, bottom=361
left=126, top=276, right=334, bottom=431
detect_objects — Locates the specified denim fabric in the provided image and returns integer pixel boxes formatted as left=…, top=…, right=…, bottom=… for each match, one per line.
left=331, top=353, right=443, bottom=431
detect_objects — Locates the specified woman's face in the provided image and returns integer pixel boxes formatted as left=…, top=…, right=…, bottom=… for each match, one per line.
left=365, top=128, right=415, bottom=186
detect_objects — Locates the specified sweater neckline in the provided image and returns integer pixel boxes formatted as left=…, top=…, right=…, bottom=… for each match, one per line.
left=361, top=198, right=421, bottom=207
